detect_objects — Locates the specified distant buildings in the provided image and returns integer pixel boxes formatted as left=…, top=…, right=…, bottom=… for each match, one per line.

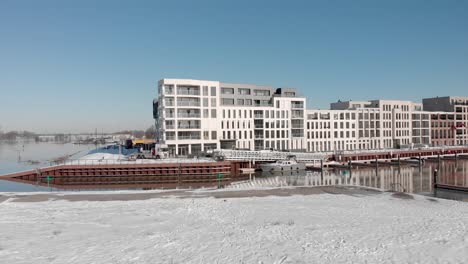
left=153, top=78, right=468, bottom=155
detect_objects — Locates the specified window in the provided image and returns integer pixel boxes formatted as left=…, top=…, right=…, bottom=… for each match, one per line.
left=221, top=87, right=234, bottom=94
left=222, top=98, right=235, bottom=105
left=245, top=99, right=252, bottom=105
left=211, top=109, right=217, bottom=118
left=211, top=131, right=217, bottom=140
left=254, top=89, right=270, bottom=96
left=203, top=86, right=208, bottom=96
left=239, top=88, right=251, bottom=95
left=237, top=99, right=244, bottom=105
left=211, top=98, right=216, bottom=107
left=203, top=98, right=208, bottom=107
left=210, top=86, right=216, bottom=96
left=203, top=109, right=209, bottom=118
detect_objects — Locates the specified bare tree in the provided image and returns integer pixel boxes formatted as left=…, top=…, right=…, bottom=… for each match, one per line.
left=145, top=125, right=156, bottom=139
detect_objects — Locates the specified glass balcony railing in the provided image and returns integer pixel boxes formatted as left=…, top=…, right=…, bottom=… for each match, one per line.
left=177, top=90, right=200, bottom=96
left=177, top=101, right=201, bottom=107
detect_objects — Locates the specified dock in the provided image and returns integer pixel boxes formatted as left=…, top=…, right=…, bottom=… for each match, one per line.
left=0, top=160, right=251, bottom=190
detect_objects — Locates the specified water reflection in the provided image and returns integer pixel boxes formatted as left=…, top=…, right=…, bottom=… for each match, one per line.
left=245, top=160, right=468, bottom=201
left=0, top=141, right=95, bottom=192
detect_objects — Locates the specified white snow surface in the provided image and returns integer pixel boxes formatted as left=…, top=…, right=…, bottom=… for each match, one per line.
left=73, top=153, right=213, bottom=165
left=1, top=189, right=468, bottom=263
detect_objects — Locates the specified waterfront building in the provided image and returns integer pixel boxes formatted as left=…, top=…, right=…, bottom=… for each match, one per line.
left=154, top=79, right=306, bottom=155
left=329, top=99, right=430, bottom=149
left=423, top=96, right=468, bottom=146
left=154, top=78, right=466, bottom=155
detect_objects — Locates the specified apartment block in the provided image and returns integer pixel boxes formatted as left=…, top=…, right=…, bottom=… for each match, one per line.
left=423, top=96, right=468, bottom=145
left=153, top=78, right=466, bottom=155
left=154, top=79, right=306, bottom=155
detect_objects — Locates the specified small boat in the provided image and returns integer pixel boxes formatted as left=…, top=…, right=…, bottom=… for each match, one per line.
left=260, top=156, right=306, bottom=172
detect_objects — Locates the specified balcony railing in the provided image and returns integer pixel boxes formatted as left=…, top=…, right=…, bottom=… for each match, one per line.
left=177, top=113, right=201, bottom=118
left=178, top=136, right=201, bottom=140
left=177, top=90, right=200, bottom=96
left=177, top=102, right=201, bottom=107
left=291, top=103, right=304, bottom=109
left=165, top=125, right=175, bottom=129
left=178, top=125, right=201, bottom=129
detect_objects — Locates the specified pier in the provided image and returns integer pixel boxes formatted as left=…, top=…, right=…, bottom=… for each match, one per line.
left=0, top=161, right=251, bottom=190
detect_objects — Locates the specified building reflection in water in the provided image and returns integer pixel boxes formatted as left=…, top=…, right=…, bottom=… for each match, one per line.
left=250, top=159, right=468, bottom=201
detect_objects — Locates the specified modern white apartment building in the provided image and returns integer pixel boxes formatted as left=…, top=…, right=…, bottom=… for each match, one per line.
left=153, top=78, right=466, bottom=155
left=329, top=99, right=431, bottom=149
left=154, top=79, right=306, bottom=155
left=423, top=96, right=468, bottom=145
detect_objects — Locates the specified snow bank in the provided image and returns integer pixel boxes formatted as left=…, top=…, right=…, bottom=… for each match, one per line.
left=79, top=153, right=126, bottom=161
left=69, top=154, right=215, bottom=165
left=0, top=190, right=467, bottom=263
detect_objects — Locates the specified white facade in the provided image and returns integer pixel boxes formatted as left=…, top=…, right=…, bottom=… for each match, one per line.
left=154, top=78, right=466, bottom=155
left=155, top=79, right=306, bottom=155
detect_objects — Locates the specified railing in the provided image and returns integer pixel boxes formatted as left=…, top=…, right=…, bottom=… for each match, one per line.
left=177, top=114, right=201, bottom=118
left=165, top=101, right=174, bottom=107
left=217, top=149, right=325, bottom=162
left=291, top=104, right=304, bottom=109
left=178, top=136, right=201, bottom=140
left=178, top=125, right=201, bottom=129
left=177, top=102, right=201, bottom=107
left=177, top=90, right=200, bottom=96
left=254, top=114, right=264, bottom=119
left=165, top=125, right=175, bottom=129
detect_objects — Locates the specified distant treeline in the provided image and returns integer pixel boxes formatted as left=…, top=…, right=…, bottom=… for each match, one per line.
left=115, top=125, right=156, bottom=139
left=0, top=130, right=37, bottom=140
left=0, top=125, right=156, bottom=141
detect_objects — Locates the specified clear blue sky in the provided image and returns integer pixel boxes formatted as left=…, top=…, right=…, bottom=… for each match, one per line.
left=1, top=0, right=467, bottom=133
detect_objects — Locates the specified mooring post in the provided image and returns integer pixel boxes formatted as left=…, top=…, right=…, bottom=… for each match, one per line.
left=433, top=169, right=438, bottom=188
left=375, top=157, right=378, bottom=178
left=437, top=153, right=441, bottom=171
left=320, top=159, right=324, bottom=182
left=348, top=160, right=352, bottom=178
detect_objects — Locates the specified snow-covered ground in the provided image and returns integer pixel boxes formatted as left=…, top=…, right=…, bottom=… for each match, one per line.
left=0, top=187, right=467, bottom=263
left=65, top=153, right=214, bottom=165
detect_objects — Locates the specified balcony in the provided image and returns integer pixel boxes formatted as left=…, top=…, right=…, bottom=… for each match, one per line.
left=177, top=132, right=201, bottom=140
left=291, top=102, right=304, bottom=109
left=177, top=110, right=201, bottom=118
left=177, top=135, right=201, bottom=140
left=178, top=125, right=201, bottom=129
left=177, top=90, right=200, bottom=96
left=177, top=101, right=201, bottom=107
left=254, top=134, right=264, bottom=139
